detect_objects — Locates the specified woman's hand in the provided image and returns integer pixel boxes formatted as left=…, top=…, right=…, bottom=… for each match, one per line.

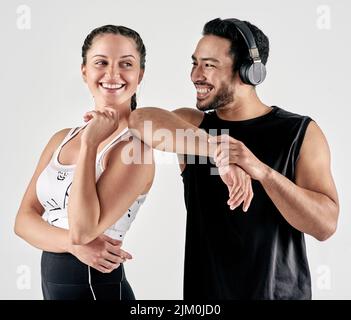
left=81, top=107, right=119, bottom=147
left=218, top=165, right=253, bottom=212
left=69, top=234, right=132, bottom=273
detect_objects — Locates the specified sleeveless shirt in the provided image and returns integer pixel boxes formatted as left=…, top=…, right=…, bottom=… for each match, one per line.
left=36, top=125, right=146, bottom=241
left=181, top=106, right=312, bottom=299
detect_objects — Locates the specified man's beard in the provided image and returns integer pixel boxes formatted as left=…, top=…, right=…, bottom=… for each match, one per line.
left=196, top=84, right=234, bottom=111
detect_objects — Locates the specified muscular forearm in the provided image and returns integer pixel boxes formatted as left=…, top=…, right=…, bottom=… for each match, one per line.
left=15, top=210, right=70, bottom=253
left=260, top=166, right=338, bottom=241
left=129, top=108, right=216, bottom=157
left=68, top=143, right=100, bottom=244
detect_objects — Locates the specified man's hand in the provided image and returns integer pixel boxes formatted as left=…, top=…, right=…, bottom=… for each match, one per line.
left=209, top=134, right=270, bottom=181
left=69, top=234, right=132, bottom=273
left=218, top=165, right=253, bottom=212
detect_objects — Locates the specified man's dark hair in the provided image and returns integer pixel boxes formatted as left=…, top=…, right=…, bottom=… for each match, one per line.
left=203, top=18, right=269, bottom=73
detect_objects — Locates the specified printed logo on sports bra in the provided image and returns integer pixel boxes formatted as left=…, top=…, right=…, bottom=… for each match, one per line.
left=57, top=171, right=68, bottom=181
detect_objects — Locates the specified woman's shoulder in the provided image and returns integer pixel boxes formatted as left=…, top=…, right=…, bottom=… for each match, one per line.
left=49, top=128, right=72, bottom=144
left=52, top=127, right=72, bottom=139
left=32, top=128, right=73, bottom=171
left=44, top=128, right=73, bottom=153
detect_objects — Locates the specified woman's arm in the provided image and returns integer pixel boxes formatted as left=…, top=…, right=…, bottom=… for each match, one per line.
left=129, top=107, right=253, bottom=211
left=128, top=107, right=215, bottom=156
left=68, top=137, right=155, bottom=245
left=14, top=129, right=130, bottom=272
left=14, top=129, right=72, bottom=252
left=68, top=109, right=155, bottom=245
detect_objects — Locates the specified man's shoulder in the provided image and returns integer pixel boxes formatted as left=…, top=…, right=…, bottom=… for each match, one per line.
left=273, top=107, right=314, bottom=147
left=274, top=106, right=312, bottom=122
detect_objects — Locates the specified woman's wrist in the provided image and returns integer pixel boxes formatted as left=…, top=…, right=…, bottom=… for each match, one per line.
left=80, top=141, right=99, bottom=153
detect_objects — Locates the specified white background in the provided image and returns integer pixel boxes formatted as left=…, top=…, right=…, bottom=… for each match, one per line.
left=0, top=0, right=350, bottom=299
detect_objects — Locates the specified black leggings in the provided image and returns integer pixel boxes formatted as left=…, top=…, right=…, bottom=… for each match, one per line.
left=41, top=251, right=135, bottom=300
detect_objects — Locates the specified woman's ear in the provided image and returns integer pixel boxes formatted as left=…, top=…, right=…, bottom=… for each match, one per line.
left=138, top=69, right=145, bottom=84
left=81, top=64, right=87, bottom=83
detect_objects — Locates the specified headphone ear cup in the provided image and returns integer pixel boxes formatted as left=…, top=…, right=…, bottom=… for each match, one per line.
left=247, top=62, right=267, bottom=85
left=239, top=62, right=251, bottom=85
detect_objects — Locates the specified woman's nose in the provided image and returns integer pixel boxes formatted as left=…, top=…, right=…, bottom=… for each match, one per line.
left=106, top=66, right=120, bottom=80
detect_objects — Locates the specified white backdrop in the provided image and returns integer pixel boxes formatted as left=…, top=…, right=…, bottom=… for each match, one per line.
left=0, top=0, right=350, bottom=299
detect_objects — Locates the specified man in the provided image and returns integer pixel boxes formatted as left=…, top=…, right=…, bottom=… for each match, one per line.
left=129, top=18, right=339, bottom=299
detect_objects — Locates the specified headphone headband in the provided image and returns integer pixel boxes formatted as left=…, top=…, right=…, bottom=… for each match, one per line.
left=223, top=18, right=261, bottom=62
left=223, top=18, right=266, bottom=85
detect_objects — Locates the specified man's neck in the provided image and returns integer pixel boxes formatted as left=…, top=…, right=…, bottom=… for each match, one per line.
left=215, top=89, right=271, bottom=121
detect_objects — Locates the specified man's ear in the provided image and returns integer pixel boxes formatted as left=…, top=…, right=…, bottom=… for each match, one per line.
left=233, top=70, right=244, bottom=86
left=81, top=64, right=87, bottom=83
left=138, top=69, right=145, bottom=84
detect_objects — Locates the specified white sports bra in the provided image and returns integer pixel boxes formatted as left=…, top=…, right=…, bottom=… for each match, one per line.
left=36, top=124, right=146, bottom=240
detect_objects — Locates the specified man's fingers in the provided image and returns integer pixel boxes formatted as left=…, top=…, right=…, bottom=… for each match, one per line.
left=216, top=152, right=239, bottom=167
left=215, top=153, right=230, bottom=167
left=214, top=144, right=233, bottom=162
left=212, top=138, right=230, bottom=162
left=218, top=165, right=231, bottom=176
left=208, top=134, right=232, bottom=144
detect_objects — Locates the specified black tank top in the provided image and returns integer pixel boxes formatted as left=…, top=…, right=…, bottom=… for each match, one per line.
left=181, top=106, right=312, bottom=299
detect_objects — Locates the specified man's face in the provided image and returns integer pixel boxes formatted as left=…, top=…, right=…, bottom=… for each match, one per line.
left=191, top=35, right=235, bottom=111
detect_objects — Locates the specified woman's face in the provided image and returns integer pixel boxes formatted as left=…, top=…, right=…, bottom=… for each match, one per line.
left=82, top=33, right=144, bottom=109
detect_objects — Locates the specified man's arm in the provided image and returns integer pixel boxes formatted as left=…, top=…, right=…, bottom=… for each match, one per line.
left=263, top=121, right=339, bottom=240
left=211, top=121, right=339, bottom=241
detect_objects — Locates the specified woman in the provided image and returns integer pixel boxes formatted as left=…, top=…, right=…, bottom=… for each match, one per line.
left=14, top=25, right=154, bottom=300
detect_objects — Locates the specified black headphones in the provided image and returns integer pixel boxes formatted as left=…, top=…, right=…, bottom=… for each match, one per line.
left=224, top=18, right=266, bottom=86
